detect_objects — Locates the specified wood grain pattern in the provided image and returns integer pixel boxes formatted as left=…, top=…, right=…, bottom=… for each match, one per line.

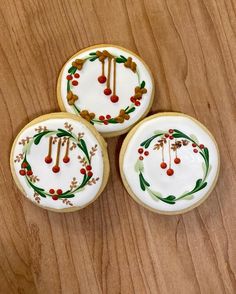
left=0, top=0, right=235, bottom=293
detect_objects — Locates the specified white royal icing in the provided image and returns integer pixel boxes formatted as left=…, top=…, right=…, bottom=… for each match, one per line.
left=12, top=117, right=105, bottom=210
left=59, top=46, right=153, bottom=134
left=122, top=115, right=219, bottom=213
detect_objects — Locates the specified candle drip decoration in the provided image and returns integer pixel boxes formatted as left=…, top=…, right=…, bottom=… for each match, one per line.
left=52, top=138, right=61, bottom=173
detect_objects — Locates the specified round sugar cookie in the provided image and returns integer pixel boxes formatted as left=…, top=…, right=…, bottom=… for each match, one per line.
left=10, top=113, right=110, bottom=212
left=120, top=112, right=220, bottom=215
left=57, top=44, right=154, bottom=137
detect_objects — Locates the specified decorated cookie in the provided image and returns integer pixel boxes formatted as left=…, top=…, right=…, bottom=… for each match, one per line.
left=10, top=113, right=109, bottom=212
left=57, top=44, right=154, bottom=137
left=120, top=113, right=220, bottom=214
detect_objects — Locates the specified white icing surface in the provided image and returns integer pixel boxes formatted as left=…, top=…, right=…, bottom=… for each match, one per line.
left=12, top=118, right=104, bottom=210
left=59, top=46, right=153, bottom=134
left=122, top=115, right=219, bottom=213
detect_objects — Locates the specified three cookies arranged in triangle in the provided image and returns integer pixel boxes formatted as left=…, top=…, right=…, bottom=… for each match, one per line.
left=10, top=44, right=220, bottom=214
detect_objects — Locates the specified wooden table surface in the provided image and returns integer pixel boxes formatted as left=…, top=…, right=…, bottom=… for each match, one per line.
left=1, top=0, right=236, bottom=293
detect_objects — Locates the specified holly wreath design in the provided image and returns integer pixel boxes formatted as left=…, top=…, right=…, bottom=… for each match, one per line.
left=65, top=50, right=147, bottom=125
left=14, top=122, right=100, bottom=207
left=135, top=129, right=210, bottom=205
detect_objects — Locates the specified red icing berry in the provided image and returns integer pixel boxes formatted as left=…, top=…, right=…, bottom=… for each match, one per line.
left=130, top=96, right=135, bottom=103
left=66, top=75, right=73, bottom=80
left=49, top=189, right=55, bottom=194
left=167, top=168, right=174, bottom=176
left=174, top=157, right=181, bottom=164
left=193, top=149, right=198, bottom=153
left=169, top=129, right=174, bottom=134
left=52, top=166, right=60, bottom=173
left=192, top=143, right=197, bottom=147
left=135, top=101, right=140, bottom=106
left=144, top=151, right=149, bottom=156
left=99, top=115, right=105, bottom=121
left=103, top=120, right=108, bottom=125
left=106, top=114, right=111, bottom=119
left=139, top=156, right=144, bottom=160
left=57, top=189, right=63, bottom=195
left=164, top=134, right=169, bottom=138
left=52, top=195, right=58, bottom=201
left=138, top=148, right=143, bottom=154
left=27, top=170, right=33, bottom=176
left=86, top=165, right=92, bottom=171
left=88, top=171, right=93, bottom=177
left=104, top=88, right=112, bottom=95
left=160, top=162, right=167, bottom=169
left=19, top=169, right=26, bottom=176
left=72, top=80, right=78, bottom=86
left=169, top=135, right=174, bottom=140
left=74, top=73, right=80, bottom=78
left=63, top=156, right=70, bottom=163
left=45, top=156, right=52, bottom=164
left=21, top=162, right=28, bottom=168
left=80, top=168, right=86, bottom=174
left=98, top=75, right=107, bottom=83
left=200, top=144, right=205, bottom=149
left=110, top=95, right=119, bottom=103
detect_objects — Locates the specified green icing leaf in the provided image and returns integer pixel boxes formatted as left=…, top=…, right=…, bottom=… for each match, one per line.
left=140, top=81, right=145, bottom=89
left=68, top=66, right=77, bottom=74
left=34, top=131, right=52, bottom=145
left=89, top=52, right=96, bottom=55
left=126, top=107, right=136, bottom=114
left=89, top=56, right=98, bottom=62
left=60, top=194, right=75, bottom=198
left=116, top=58, right=125, bottom=63
left=56, top=129, right=73, bottom=138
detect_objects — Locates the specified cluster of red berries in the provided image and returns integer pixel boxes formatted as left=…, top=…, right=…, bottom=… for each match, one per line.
left=49, top=188, right=63, bottom=201
left=130, top=97, right=141, bottom=107
left=19, top=162, right=33, bottom=176
left=99, top=114, right=111, bottom=124
left=138, top=148, right=149, bottom=160
left=80, top=165, right=93, bottom=177
left=192, top=143, right=204, bottom=153
left=66, top=73, right=80, bottom=86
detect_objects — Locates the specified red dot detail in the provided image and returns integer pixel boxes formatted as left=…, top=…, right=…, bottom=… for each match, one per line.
left=49, top=189, right=55, bottom=194
left=98, top=75, right=107, bottom=83
left=193, top=149, right=198, bottom=153
left=80, top=168, right=86, bottom=175
left=167, top=168, right=174, bottom=176
left=138, top=148, right=143, bottom=154
left=19, top=169, right=26, bottom=176
left=160, top=162, right=167, bottom=169
left=110, top=95, right=119, bottom=103
left=63, top=156, right=70, bottom=163
left=66, top=75, right=73, bottom=80
left=27, top=170, right=33, bottom=176
left=57, top=189, right=63, bottom=195
left=86, top=165, right=92, bottom=171
left=99, top=115, right=105, bottom=121
left=74, top=73, right=80, bottom=78
left=72, top=80, right=78, bottom=86
left=144, top=151, right=149, bottom=156
left=52, top=166, right=60, bottom=173
left=104, top=88, right=112, bottom=95
left=45, top=156, right=52, bottom=164
left=52, top=195, right=58, bottom=201
left=174, top=158, right=181, bottom=164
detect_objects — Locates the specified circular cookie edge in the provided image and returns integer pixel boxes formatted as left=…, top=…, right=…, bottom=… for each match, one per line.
left=119, top=112, right=220, bottom=215
left=10, top=112, right=110, bottom=213
left=56, top=44, right=155, bottom=138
